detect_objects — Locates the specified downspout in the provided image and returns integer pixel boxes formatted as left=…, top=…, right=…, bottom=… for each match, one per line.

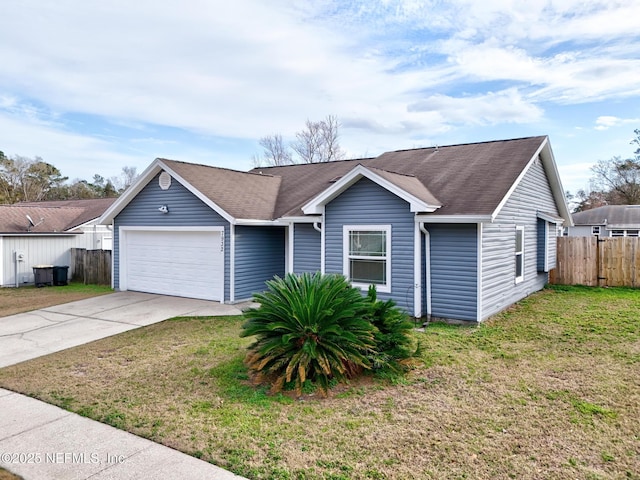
left=419, top=223, right=432, bottom=317
left=313, top=221, right=324, bottom=274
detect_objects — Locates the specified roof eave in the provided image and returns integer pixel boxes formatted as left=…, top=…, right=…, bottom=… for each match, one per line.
left=415, top=214, right=493, bottom=224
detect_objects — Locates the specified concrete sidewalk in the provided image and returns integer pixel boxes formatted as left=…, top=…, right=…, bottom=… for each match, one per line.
left=0, top=388, right=244, bottom=479
left=0, top=292, right=250, bottom=479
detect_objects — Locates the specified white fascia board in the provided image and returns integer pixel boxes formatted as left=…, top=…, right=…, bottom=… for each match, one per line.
left=0, top=233, right=80, bottom=237
left=605, top=224, right=640, bottom=230
left=536, top=211, right=565, bottom=224
left=415, top=215, right=492, bottom=224
left=538, top=140, right=574, bottom=227
left=98, top=159, right=237, bottom=225
left=280, top=216, right=322, bottom=223
left=491, top=140, right=546, bottom=222
left=158, top=161, right=236, bottom=224
left=302, top=165, right=439, bottom=214
left=491, top=137, right=573, bottom=227
left=98, top=159, right=165, bottom=224
left=235, top=219, right=288, bottom=226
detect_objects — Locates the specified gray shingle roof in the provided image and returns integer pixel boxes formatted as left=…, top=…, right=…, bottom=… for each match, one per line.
left=1, top=198, right=117, bottom=233
left=161, top=159, right=281, bottom=220
left=103, top=136, right=552, bottom=223
left=572, top=205, right=640, bottom=228
left=15, top=198, right=118, bottom=230
left=250, top=136, right=547, bottom=218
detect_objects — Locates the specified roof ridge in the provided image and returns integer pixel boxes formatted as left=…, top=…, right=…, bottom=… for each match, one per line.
left=250, top=156, right=376, bottom=171
left=159, top=158, right=278, bottom=178
left=384, top=135, right=546, bottom=154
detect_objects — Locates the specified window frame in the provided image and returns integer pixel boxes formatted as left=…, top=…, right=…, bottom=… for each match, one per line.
left=515, top=225, right=525, bottom=284
left=591, top=226, right=601, bottom=235
left=343, top=225, right=392, bottom=293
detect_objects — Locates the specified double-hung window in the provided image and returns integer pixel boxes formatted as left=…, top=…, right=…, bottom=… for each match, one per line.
left=515, top=225, right=524, bottom=284
left=343, top=225, right=391, bottom=293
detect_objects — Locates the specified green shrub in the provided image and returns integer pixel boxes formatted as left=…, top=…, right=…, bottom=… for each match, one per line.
left=366, top=285, right=420, bottom=376
left=241, top=273, right=376, bottom=395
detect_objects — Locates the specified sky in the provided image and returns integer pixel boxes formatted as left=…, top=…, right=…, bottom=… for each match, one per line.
left=1, top=0, right=639, bottom=196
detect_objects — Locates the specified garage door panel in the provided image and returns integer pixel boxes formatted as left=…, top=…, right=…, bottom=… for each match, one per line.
left=123, top=230, right=223, bottom=301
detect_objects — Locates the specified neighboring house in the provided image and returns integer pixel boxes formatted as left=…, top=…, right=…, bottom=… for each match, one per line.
left=0, top=198, right=116, bottom=287
left=567, top=205, right=640, bottom=237
left=99, top=136, right=572, bottom=323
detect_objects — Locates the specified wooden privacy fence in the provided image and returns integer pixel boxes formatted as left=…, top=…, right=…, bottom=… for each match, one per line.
left=550, top=237, right=640, bottom=287
left=70, top=248, right=111, bottom=285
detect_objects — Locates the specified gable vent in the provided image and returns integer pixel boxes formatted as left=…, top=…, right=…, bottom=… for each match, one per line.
left=159, top=171, right=172, bottom=190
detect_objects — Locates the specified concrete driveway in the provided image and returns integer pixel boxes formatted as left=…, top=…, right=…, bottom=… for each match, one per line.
left=0, top=291, right=249, bottom=368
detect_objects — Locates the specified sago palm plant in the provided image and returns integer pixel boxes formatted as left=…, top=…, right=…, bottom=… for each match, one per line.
left=366, top=285, right=420, bottom=376
left=241, top=272, right=376, bottom=395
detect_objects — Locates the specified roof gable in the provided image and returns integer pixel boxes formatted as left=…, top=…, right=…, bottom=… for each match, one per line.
left=302, top=164, right=441, bottom=214
left=100, top=158, right=282, bottom=224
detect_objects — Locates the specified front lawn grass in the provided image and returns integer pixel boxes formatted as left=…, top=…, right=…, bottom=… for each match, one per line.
left=0, top=285, right=638, bottom=479
left=0, top=283, right=113, bottom=317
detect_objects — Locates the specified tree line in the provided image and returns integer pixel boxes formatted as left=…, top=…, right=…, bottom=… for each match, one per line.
left=0, top=151, right=138, bottom=204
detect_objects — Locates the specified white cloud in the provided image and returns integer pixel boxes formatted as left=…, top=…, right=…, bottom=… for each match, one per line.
left=594, top=116, right=640, bottom=131
left=408, top=89, right=543, bottom=125
left=0, top=0, right=639, bottom=183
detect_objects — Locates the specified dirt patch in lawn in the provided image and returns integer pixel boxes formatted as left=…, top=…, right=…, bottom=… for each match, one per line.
left=0, top=284, right=113, bottom=317
left=1, top=286, right=639, bottom=479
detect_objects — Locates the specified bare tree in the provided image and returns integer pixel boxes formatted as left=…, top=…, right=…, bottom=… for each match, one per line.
left=291, top=115, right=345, bottom=164
left=253, top=115, right=346, bottom=167
left=591, top=156, right=640, bottom=205
left=253, top=134, right=293, bottom=167
left=110, top=166, right=139, bottom=193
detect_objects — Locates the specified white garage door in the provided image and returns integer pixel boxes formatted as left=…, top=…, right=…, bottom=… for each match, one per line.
left=123, top=229, right=224, bottom=301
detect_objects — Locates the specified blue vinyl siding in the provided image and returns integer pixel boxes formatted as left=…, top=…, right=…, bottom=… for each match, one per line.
left=324, top=178, right=415, bottom=312
left=428, top=224, right=478, bottom=322
left=234, top=226, right=285, bottom=300
left=293, top=223, right=321, bottom=274
left=113, top=173, right=230, bottom=300
left=482, top=158, right=560, bottom=320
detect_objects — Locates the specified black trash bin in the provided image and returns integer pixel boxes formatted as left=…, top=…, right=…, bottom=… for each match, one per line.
left=53, top=266, right=69, bottom=286
left=33, top=265, right=54, bottom=287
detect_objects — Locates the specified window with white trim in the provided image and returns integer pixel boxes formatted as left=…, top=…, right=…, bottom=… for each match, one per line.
left=343, top=225, right=391, bottom=293
left=592, top=226, right=601, bottom=235
left=611, top=229, right=639, bottom=237
left=515, top=226, right=524, bottom=284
